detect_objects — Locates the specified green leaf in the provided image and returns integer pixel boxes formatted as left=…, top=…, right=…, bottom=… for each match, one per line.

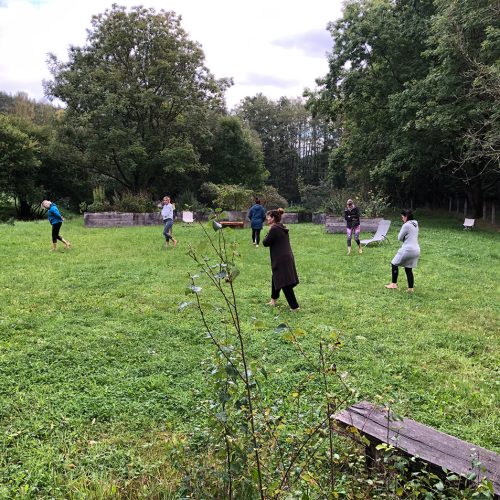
left=274, top=323, right=289, bottom=333
left=252, top=319, right=266, bottom=330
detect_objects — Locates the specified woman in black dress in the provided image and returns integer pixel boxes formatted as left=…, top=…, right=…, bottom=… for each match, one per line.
left=262, top=208, right=300, bottom=310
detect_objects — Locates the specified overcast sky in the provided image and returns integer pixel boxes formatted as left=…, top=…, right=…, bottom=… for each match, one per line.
left=0, top=0, right=343, bottom=109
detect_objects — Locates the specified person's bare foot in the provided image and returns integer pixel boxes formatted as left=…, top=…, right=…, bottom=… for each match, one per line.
left=358, top=246, right=362, bottom=254
left=347, top=247, right=351, bottom=255
left=406, top=288, right=414, bottom=293
left=384, top=283, right=398, bottom=289
left=173, top=239, right=178, bottom=247
left=64, top=243, right=71, bottom=249
left=268, top=299, right=276, bottom=306
left=290, top=307, right=300, bottom=311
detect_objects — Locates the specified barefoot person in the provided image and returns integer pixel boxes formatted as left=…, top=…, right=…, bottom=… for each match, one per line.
left=41, top=200, right=71, bottom=251
left=385, top=209, right=420, bottom=292
left=262, top=208, right=300, bottom=310
left=247, top=198, right=266, bottom=247
left=161, top=195, right=177, bottom=247
left=344, top=198, right=362, bottom=255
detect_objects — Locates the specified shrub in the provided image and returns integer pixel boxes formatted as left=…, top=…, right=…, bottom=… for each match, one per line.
left=175, top=190, right=206, bottom=212
left=214, top=184, right=253, bottom=210
left=198, top=182, right=220, bottom=207
left=82, top=186, right=112, bottom=213
left=81, top=187, right=156, bottom=213
left=323, top=189, right=391, bottom=217
left=298, top=181, right=334, bottom=211
left=111, top=190, right=156, bottom=213
left=254, top=185, right=288, bottom=210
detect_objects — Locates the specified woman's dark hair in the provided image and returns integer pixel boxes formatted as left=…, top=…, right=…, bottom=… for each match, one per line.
left=401, top=209, right=414, bottom=220
left=267, top=208, right=284, bottom=222
left=254, top=198, right=261, bottom=205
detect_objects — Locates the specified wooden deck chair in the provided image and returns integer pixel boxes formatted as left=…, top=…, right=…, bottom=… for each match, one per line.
left=463, top=218, right=475, bottom=230
left=360, top=219, right=391, bottom=246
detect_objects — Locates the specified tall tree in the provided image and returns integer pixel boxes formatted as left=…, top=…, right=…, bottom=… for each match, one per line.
left=236, top=95, right=333, bottom=201
left=205, top=116, right=268, bottom=189
left=309, top=0, right=499, bottom=212
left=45, top=5, right=230, bottom=194
left=404, top=0, right=500, bottom=215
left=313, top=0, right=439, bottom=201
left=0, top=114, right=41, bottom=218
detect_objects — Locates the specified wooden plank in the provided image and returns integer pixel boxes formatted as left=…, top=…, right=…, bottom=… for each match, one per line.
left=220, top=221, right=244, bottom=228
left=334, top=401, right=500, bottom=495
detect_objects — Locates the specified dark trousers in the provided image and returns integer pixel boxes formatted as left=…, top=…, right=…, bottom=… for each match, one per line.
left=52, top=222, right=63, bottom=243
left=252, top=228, right=261, bottom=245
left=272, top=281, right=299, bottom=309
left=391, top=264, right=414, bottom=288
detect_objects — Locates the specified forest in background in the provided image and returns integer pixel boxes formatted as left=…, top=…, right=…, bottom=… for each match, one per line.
left=0, top=0, right=498, bottom=219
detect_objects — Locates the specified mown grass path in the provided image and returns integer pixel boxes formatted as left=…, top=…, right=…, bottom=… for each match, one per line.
left=0, top=215, right=498, bottom=496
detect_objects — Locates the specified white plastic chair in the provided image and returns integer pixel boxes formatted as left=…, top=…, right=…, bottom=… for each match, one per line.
left=463, top=218, right=475, bottom=230
left=182, top=211, right=194, bottom=224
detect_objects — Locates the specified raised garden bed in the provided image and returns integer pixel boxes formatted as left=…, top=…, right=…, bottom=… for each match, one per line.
left=325, top=216, right=384, bottom=234
left=84, top=212, right=161, bottom=227
left=312, top=212, right=326, bottom=224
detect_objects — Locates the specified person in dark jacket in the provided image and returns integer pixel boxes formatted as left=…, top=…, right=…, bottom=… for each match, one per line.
left=344, top=199, right=362, bottom=255
left=262, top=208, right=299, bottom=310
left=41, top=200, right=71, bottom=251
left=247, top=198, right=266, bottom=247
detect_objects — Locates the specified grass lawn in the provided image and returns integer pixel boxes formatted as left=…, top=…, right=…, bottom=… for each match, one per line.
left=0, top=213, right=498, bottom=497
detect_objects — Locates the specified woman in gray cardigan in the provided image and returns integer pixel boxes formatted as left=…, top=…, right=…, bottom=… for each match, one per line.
left=385, top=209, right=420, bottom=292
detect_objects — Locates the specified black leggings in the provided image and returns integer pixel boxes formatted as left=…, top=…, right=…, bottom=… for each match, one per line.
left=52, top=222, right=63, bottom=243
left=252, top=228, right=261, bottom=245
left=391, top=264, right=414, bottom=288
left=271, top=281, right=299, bottom=309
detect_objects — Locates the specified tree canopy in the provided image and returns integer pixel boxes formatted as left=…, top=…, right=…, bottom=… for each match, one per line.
left=45, top=5, right=231, bottom=195
left=308, top=0, right=499, bottom=216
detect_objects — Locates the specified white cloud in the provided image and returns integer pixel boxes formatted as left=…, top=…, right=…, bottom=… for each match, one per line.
left=0, top=0, right=342, bottom=108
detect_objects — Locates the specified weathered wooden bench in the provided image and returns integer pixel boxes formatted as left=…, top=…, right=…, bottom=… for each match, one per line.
left=220, top=221, right=245, bottom=229
left=334, top=401, right=500, bottom=496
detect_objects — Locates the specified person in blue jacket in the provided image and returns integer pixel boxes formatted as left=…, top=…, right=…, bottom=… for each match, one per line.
left=247, top=198, right=266, bottom=247
left=41, top=200, right=71, bottom=251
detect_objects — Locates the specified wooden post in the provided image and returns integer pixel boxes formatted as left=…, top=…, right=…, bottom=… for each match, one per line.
left=464, top=199, right=467, bottom=217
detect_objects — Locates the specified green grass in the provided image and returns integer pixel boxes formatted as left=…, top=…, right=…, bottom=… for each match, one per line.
left=0, top=215, right=498, bottom=497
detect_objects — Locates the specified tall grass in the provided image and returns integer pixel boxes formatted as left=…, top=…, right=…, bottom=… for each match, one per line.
left=0, top=215, right=498, bottom=497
